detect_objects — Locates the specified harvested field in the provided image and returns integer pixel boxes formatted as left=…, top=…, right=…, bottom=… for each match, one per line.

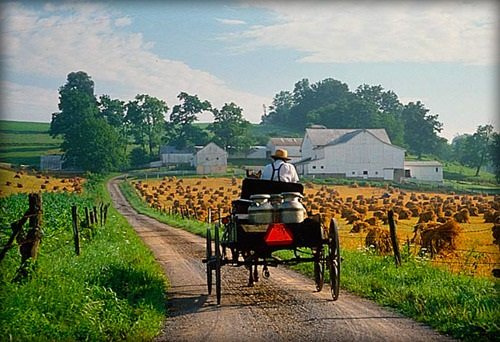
left=0, top=168, right=84, bottom=197
left=134, top=176, right=499, bottom=277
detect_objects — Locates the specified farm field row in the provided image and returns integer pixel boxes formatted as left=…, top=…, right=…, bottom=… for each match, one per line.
left=132, top=176, right=499, bottom=278
left=0, top=168, right=84, bottom=197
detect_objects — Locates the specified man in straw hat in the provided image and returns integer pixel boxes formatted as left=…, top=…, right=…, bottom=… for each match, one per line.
left=261, top=148, right=299, bottom=183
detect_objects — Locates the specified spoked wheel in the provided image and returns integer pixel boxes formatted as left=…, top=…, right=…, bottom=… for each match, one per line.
left=214, top=223, right=222, bottom=305
left=206, top=228, right=213, bottom=295
left=313, top=246, right=325, bottom=292
left=328, top=219, right=341, bottom=301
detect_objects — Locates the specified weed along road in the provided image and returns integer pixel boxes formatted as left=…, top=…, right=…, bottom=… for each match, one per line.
left=108, top=178, right=454, bottom=342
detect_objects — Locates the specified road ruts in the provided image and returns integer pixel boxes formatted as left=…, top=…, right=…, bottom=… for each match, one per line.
left=107, top=177, right=455, bottom=342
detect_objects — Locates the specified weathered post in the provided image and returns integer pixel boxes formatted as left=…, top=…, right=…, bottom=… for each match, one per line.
left=388, top=210, right=402, bottom=267
left=85, top=207, right=90, bottom=227
left=14, top=193, right=43, bottom=281
left=71, top=205, right=80, bottom=256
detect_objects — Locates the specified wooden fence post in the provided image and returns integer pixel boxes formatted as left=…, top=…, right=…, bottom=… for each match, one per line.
left=93, top=206, right=98, bottom=226
left=85, top=207, right=90, bottom=227
left=14, top=193, right=43, bottom=281
left=388, top=210, right=402, bottom=267
left=71, top=205, right=80, bottom=256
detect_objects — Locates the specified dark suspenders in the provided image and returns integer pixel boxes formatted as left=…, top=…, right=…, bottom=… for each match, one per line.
left=271, top=162, right=284, bottom=181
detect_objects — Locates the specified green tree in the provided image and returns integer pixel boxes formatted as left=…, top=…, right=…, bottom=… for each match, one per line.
left=262, top=90, right=293, bottom=125
left=126, top=94, right=168, bottom=156
left=490, top=131, right=500, bottom=182
left=166, top=92, right=211, bottom=149
left=401, top=101, right=443, bottom=159
left=455, top=125, right=495, bottom=176
left=50, top=71, right=126, bottom=172
left=209, top=102, right=251, bottom=152
left=98, top=95, right=129, bottom=155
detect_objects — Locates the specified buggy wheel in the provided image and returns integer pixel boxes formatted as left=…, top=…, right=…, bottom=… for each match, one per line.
left=214, top=223, right=222, bottom=305
left=328, top=219, right=341, bottom=301
left=206, top=228, right=213, bottom=295
left=314, top=247, right=325, bottom=292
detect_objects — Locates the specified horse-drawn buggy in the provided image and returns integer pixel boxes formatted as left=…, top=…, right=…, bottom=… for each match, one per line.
left=203, top=178, right=341, bottom=304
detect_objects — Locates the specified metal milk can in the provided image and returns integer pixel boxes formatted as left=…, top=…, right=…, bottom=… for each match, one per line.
left=248, top=194, right=272, bottom=224
left=280, top=192, right=307, bottom=223
left=269, top=194, right=284, bottom=223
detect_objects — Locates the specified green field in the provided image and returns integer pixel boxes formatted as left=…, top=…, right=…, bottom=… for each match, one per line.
left=0, top=120, right=62, bottom=167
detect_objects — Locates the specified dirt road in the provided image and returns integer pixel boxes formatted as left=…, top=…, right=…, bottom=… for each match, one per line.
left=108, top=178, right=454, bottom=342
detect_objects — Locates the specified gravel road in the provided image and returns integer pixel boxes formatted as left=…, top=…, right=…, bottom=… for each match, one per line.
left=108, top=178, right=454, bottom=342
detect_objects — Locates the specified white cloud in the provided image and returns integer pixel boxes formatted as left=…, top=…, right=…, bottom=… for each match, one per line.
left=1, top=81, right=59, bottom=122
left=1, top=2, right=269, bottom=123
left=114, top=16, right=132, bottom=27
left=216, top=18, right=246, bottom=25
left=229, top=1, right=499, bottom=65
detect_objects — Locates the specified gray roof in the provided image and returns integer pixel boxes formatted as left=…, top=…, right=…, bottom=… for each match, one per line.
left=305, top=128, right=391, bottom=147
left=268, top=137, right=303, bottom=146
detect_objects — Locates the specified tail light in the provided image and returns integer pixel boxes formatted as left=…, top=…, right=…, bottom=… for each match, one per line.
left=264, top=223, right=293, bottom=246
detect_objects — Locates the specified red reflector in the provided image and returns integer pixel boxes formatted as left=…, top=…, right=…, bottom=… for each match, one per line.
left=221, top=216, right=230, bottom=224
left=264, top=223, right=293, bottom=246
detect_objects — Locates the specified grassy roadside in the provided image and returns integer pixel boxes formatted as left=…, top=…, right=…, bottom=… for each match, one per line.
left=121, top=178, right=499, bottom=341
left=0, top=175, right=167, bottom=340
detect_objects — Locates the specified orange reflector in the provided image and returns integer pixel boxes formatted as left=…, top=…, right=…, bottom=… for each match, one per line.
left=264, top=223, right=293, bottom=246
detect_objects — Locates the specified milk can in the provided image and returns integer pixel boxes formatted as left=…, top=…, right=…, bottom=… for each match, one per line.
left=269, top=194, right=284, bottom=222
left=248, top=194, right=272, bottom=224
left=280, top=192, right=307, bottom=223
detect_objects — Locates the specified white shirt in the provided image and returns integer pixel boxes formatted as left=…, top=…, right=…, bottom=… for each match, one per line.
left=261, top=159, right=299, bottom=183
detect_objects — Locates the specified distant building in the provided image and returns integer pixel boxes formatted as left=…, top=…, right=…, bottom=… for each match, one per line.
left=404, top=161, right=443, bottom=183
left=194, top=142, right=227, bottom=174
left=159, top=145, right=193, bottom=166
left=40, top=155, right=63, bottom=171
left=267, top=137, right=303, bottom=162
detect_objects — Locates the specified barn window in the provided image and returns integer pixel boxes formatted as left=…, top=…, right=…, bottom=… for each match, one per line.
left=320, top=166, right=324, bottom=169
left=363, top=171, right=368, bottom=175
left=312, top=166, right=316, bottom=169
left=206, top=157, right=209, bottom=161
left=375, top=171, right=378, bottom=175
left=352, top=171, right=355, bottom=175
left=216, top=157, right=219, bottom=160
left=435, top=167, right=438, bottom=172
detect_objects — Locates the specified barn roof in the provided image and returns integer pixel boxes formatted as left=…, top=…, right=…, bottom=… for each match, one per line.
left=305, top=128, right=391, bottom=146
left=268, top=137, right=303, bottom=146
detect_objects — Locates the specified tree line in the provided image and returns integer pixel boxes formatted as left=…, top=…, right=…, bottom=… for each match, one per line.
left=262, top=78, right=499, bottom=181
left=50, top=71, right=250, bottom=172
left=50, top=71, right=499, bottom=182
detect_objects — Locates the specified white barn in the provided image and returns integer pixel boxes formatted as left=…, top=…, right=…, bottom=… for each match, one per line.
left=296, top=128, right=405, bottom=181
left=267, top=137, right=303, bottom=162
left=404, top=161, right=443, bottom=183
left=194, top=142, right=227, bottom=175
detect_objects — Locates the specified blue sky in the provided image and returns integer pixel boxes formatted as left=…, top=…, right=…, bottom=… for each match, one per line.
left=1, top=1, right=498, bottom=141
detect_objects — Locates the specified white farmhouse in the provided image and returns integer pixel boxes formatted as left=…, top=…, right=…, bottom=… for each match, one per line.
left=194, top=142, right=227, bottom=175
left=296, top=127, right=405, bottom=181
left=40, top=155, right=63, bottom=171
left=404, top=161, right=443, bottom=183
left=267, top=137, right=303, bottom=162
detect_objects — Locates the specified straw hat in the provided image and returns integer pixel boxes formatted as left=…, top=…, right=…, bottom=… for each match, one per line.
left=271, top=148, right=291, bottom=161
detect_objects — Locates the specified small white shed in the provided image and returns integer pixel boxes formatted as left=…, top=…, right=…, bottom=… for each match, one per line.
left=40, top=155, right=63, bottom=171
left=194, top=142, right=227, bottom=175
left=404, top=161, right=443, bottom=183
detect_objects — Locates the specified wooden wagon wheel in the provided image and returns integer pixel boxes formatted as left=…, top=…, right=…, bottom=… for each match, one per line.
left=205, top=228, right=213, bottom=295
left=313, top=246, right=325, bottom=292
left=328, top=218, right=341, bottom=301
left=214, top=223, right=222, bottom=305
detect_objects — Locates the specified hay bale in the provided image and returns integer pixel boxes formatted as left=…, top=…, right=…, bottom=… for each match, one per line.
left=453, top=208, right=470, bottom=223
left=412, top=220, right=462, bottom=255
left=365, top=227, right=392, bottom=255
left=418, top=210, right=437, bottom=223
left=350, top=221, right=370, bottom=233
